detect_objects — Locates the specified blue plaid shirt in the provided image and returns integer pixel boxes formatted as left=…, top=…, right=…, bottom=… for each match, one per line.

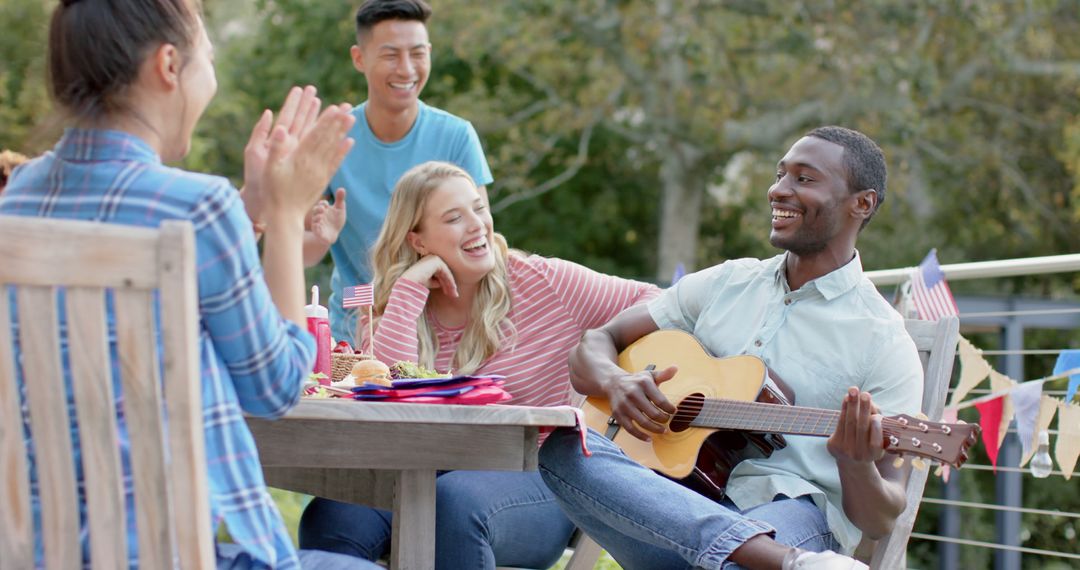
left=1, top=129, right=314, bottom=569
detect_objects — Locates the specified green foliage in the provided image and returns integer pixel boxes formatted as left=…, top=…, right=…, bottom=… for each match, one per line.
left=551, top=550, right=622, bottom=570
left=0, top=0, right=54, bottom=154
left=270, top=489, right=312, bottom=547
left=220, top=489, right=311, bottom=547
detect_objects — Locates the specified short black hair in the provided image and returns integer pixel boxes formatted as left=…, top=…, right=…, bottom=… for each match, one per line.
left=355, top=0, right=432, bottom=43
left=806, top=126, right=887, bottom=228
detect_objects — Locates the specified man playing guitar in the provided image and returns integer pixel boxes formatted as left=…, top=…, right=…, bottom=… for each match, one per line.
left=539, top=126, right=921, bottom=570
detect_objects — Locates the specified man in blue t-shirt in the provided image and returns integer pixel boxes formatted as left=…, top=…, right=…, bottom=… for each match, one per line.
left=304, top=0, right=493, bottom=344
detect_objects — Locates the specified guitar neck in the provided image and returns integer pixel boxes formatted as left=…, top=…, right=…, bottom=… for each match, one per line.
left=690, top=398, right=839, bottom=437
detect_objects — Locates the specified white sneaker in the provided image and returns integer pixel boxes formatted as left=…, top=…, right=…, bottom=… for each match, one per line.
left=781, top=548, right=869, bottom=570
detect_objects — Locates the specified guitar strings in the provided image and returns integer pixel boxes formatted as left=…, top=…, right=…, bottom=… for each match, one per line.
left=624, top=397, right=971, bottom=465
left=663, top=398, right=946, bottom=436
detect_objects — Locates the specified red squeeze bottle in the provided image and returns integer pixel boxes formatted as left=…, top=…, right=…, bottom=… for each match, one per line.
left=305, top=285, right=332, bottom=385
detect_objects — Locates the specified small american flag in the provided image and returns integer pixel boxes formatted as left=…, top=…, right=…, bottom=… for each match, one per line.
left=342, top=283, right=374, bottom=309
left=910, top=249, right=959, bottom=321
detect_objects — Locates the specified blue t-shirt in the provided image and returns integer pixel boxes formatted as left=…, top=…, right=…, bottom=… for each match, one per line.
left=328, top=100, right=493, bottom=343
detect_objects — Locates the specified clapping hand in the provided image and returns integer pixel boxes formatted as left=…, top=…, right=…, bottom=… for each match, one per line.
left=251, top=87, right=354, bottom=325
left=240, top=86, right=321, bottom=227
left=310, top=187, right=348, bottom=246
left=259, top=99, right=355, bottom=224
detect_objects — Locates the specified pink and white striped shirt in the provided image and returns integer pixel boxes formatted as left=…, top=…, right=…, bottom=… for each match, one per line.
left=372, top=254, right=660, bottom=407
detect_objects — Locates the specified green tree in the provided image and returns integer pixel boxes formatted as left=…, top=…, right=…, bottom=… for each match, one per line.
left=0, top=0, right=54, bottom=154
left=433, top=0, right=1080, bottom=281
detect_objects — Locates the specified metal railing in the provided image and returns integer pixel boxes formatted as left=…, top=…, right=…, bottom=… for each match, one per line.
left=866, top=254, right=1080, bottom=570
left=864, top=254, right=1080, bottom=285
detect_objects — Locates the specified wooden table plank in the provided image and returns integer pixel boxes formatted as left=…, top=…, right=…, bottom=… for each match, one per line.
left=249, top=420, right=537, bottom=471
left=262, top=468, right=393, bottom=509
left=274, top=400, right=579, bottom=426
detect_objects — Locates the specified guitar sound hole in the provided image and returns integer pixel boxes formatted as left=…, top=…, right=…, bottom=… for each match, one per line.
left=670, top=393, right=705, bottom=432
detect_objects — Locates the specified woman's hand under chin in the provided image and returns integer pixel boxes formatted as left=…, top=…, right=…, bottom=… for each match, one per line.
left=402, top=255, right=459, bottom=298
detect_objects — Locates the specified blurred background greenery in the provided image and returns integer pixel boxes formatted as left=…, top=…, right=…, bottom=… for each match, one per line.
left=4, top=1, right=1080, bottom=567
left=6, top=0, right=1080, bottom=286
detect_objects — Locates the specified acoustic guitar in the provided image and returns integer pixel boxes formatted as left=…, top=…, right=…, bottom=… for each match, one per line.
left=582, top=330, right=979, bottom=496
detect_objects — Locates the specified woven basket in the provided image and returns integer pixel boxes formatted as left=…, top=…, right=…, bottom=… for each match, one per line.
left=331, top=352, right=374, bottom=383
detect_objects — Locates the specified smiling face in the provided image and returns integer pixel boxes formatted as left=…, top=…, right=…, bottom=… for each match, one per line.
left=768, top=136, right=858, bottom=256
left=169, top=19, right=217, bottom=160
left=352, top=19, right=430, bottom=115
left=407, top=175, right=495, bottom=284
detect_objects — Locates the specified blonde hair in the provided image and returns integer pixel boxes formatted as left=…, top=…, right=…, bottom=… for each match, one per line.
left=369, top=161, right=516, bottom=374
left=0, top=150, right=29, bottom=190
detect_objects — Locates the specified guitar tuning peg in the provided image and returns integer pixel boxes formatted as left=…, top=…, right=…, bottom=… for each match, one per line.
left=912, top=458, right=928, bottom=471
left=934, top=464, right=944, bottom=477
left=893, top=456, right=905, bottom=469
left=915, top=412, right=929, bottom=421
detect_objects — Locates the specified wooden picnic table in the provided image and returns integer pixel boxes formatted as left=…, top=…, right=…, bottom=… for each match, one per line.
left=248, top=399, right=579, bottom=570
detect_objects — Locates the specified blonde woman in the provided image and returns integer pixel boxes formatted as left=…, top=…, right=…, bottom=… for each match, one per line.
left=0, top=149, right=29, bottom=193
left=300, top=161, right=660, bottom=569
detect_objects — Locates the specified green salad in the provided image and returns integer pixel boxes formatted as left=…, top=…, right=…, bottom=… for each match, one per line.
left=389, top=361, right=451, bottom=379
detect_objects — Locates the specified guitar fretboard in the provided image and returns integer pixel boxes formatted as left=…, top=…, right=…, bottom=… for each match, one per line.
left=689, top=398, right=839, bottom=437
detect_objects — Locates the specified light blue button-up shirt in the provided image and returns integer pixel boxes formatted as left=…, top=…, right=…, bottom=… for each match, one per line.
left=648, top=251, right=922, bottom=553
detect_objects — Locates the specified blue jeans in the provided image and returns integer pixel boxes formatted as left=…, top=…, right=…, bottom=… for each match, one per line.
left=538, top=428, right=841, bottom=570
left=216, top=543, right=378, bottom=569
left=298, top=470, right=576, bottom=570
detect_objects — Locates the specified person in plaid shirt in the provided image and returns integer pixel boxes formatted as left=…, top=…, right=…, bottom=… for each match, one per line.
left=1, top=0, right=374, bottom=568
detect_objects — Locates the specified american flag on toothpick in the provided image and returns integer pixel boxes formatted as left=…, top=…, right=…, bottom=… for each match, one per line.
left=342, top=283, right=374, bottom=308
left=910, top=249, right=959, bottom=321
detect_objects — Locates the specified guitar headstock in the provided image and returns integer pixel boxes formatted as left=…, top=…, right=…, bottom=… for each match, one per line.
left=883, top=414, right=981, bottom=469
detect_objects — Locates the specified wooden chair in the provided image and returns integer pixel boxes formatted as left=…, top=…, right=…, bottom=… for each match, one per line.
left=860, top=315, right=960, bottom=569
left=555, top=316, right=960, bottom=570
left=0, top=217, right=213, bottom=569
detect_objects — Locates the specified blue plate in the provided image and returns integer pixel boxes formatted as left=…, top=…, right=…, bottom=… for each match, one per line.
left=353, top=374, right=505, bottom=392
left=352, top=385, right=476, bottom=400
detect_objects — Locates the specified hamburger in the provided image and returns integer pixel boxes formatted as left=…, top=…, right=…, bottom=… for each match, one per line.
left=350, top=359, right=393, bottom=386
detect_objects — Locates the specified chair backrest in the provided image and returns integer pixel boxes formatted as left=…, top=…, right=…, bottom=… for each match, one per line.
left=865, top=316, right=960, bottom=569
left=0, top=217, right=213, bottom=569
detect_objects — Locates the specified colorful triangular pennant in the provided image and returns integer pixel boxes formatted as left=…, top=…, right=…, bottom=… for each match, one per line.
left=952, top=336, right=991, bottom=407
left=1013, top=380, right=1045, bottom=466
left=988, top=371, right=1016, bottom=447
left=1053, top=350, right=1080, bottom=405
left=976, top=396, right=1005, bottom=471
left=1056, top=401, right=1080, bottom=480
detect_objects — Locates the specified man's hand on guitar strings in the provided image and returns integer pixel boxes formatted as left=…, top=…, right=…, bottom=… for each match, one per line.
left=606, top=365, right=679, bottom=442
left=827, top=387, right=886, bottom=465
